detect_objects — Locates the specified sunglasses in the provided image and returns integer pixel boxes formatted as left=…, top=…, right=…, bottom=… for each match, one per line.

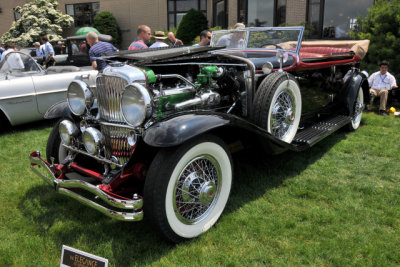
left=207, top=36, right=211, bottom=39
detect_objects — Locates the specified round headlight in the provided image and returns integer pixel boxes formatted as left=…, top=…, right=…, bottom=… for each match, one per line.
left=82, top=127, right=103, bottom=155
left=262, top=62, right=273, bottom=74
left=67, top=80, right=93, bottom=116
left=59, top=120, right=79, bottom=144
left=121, top=83, right=152, bottom=127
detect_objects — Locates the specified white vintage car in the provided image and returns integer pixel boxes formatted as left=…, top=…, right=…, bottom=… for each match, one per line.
left=0, top=51, right=97, bottom=128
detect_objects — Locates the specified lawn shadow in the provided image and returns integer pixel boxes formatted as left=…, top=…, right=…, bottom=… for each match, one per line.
left=228, top=130, right=349, bottom=212
left=18, top=129, right=349, bottom=266
left=0, top=119, right=57, bottom=137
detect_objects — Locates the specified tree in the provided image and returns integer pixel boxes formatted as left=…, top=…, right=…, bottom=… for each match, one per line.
left=176, top=9, right=208, bottom=45
left=93, top=11, right=122, bottom=48
left=0, top=0, right=73, bottom=47
left=350, top=0, right=400, bottom=74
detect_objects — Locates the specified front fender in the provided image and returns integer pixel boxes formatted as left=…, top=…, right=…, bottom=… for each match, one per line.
left=44, top=100, right=73, bottom=120
left=143, top=113, right=230, bottom=147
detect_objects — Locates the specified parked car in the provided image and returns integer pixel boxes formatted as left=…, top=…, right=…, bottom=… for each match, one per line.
left=0, top=51, right=97, bottom=128
left=29, top=27, right=370, bottom=243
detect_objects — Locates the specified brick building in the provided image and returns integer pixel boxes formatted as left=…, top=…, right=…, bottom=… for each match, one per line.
left=0, top=0, right=374, bottom=48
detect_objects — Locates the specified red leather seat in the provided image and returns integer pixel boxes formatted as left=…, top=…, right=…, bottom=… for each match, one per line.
left=300, top=46, right=350, bottom=56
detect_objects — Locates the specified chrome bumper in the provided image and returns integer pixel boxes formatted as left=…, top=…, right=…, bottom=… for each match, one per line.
left=29, top=151, right=143, bottom=222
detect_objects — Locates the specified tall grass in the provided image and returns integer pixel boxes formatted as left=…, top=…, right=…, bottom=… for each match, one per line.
left=0, top=113, right=399, bottom=266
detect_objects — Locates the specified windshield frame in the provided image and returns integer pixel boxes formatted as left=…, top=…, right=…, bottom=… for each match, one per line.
left=211, top=26, right=304, bottom=55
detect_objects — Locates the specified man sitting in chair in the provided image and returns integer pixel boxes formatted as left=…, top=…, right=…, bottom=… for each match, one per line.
left=367, top=61, right=398, bottom=116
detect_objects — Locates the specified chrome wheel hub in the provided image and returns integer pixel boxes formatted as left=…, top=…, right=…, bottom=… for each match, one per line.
left=174, top=155, right=221, bottom=224
left=271, top=89, right=296, bottom=139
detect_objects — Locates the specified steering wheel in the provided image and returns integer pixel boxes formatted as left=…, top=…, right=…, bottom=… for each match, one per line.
left=262, top=43, right=283, bottom=49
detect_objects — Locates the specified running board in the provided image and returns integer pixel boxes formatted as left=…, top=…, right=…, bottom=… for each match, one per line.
left=291, top=115, right=351, bottom=150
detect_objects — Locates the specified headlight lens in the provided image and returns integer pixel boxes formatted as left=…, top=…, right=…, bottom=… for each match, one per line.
left=262, top=62, right=273, bottom=74
left=82, top=127, right=103, bottom=155
left=67, top=80, right=93, bottom=116
left=59, top=120, right=79, bottom=144
left=121, top=83, right=152, bottom=127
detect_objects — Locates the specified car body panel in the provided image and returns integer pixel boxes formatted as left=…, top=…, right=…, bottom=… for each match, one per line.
left=0, top=51, right=97, bottom=126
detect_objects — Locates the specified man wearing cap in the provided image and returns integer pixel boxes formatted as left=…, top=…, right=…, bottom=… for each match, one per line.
left=216, top=23, right=246, bottom=48
left=150, top=31, right=169, bottom=48
left=367, top=60, right=398, bottom=116
left=86, top=31, right=118, bottom=71
left=33, top=42, right=44, bottom=57
left=128, top=25, right=152, bottom=50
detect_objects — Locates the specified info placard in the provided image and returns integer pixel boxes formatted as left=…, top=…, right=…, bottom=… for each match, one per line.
left=60, top=245, right=108, bottom=267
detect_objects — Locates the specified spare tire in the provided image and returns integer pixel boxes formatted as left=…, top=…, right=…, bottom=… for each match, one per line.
left=252, top=72, right=301, bottom=143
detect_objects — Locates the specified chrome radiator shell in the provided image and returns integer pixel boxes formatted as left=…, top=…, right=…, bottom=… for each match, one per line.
left=95, top=65, right=147, bottom=164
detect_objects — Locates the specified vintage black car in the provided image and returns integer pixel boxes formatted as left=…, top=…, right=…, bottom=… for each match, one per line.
left=30, top=27, right=370, bottom=243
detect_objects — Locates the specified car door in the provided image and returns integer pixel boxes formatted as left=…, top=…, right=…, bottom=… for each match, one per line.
left=0, top=52, right=41, bottom=126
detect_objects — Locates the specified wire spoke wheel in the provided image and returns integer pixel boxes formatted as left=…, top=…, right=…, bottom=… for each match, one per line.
left=174, top=155, right=221, bottom=224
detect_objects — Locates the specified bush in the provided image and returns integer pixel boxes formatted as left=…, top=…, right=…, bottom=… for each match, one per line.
left=93, top=11, right=122, bottom=48
left=176, top=9, right=208, bottom=45
left=350, top=0, right=400, bottom=74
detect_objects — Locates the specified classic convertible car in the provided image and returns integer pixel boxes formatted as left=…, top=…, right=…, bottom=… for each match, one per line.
left=29, top=27, right=369, bottom=242
left=0, top=51, right=97, bottom=128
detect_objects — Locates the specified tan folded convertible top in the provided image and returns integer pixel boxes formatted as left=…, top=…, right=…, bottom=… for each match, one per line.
left=280, top=40, right=370, bottom=59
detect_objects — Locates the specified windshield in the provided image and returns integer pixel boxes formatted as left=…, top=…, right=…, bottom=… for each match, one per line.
left=0, top=52, right=41, bottom=74
left=211, top=27, right=304, bottom=53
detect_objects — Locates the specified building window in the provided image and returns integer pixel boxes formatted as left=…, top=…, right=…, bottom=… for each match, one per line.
left=13, top=8, right=22, bottom=21
left=168, top=0, right=207, bottom=29
left=306, top=0, right=323, bottom=38
left=66, top=2, right=100, bottom=27
left=214, top=0, right=227, bottom=28
left=322, top=0, right=373, bottom=39
left=275, top=0, right=286, bottom=26
left=237, top=0, right=279, bottom=27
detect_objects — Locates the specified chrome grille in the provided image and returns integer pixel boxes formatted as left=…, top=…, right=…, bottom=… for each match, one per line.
left=96, top=75, right=132, bottom=164
left=96, top=76, right=127, bottom=123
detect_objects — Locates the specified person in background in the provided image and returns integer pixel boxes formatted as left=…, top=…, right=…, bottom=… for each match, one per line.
left=1, top=43, right=24, bottom=70
left=168, top=32, right=183, bottom=46
left=41, top=35, right=56, bottom=68
left=216, top=23, right=246, bottom=48
left=33, top=42, right=44, bottom=57
left=367, top=61, right=398, bottom=116
left=0, top=43, right=4, bottom=61
left=193, top=30, right=211, bottom=47
left=149, top=31, right=169, bottom=48
left=128, top=25, right=152, bottom=50
left=54, top=41, right=63, bottom=55
left=80, top=41, right=87, bottom=54
left=86, top=31, right=118, bottom=71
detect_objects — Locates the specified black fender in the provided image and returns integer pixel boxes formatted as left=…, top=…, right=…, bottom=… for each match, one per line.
left=44, top=100, right=74, bottom=120
left=143, top=112, right=291, bottom=151
left=340, top=70, right=369, bottom=117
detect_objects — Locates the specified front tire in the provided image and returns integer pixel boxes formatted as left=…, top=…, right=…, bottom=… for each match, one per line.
left=46, top=119, right=68, bottom=163
left=144, top=134, right=233, bottom=243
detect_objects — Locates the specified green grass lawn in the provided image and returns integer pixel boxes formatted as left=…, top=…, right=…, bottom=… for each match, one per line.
left=0, top=113, right=399, bottom=266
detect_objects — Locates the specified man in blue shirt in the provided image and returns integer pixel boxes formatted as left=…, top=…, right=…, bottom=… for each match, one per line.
left=86, top=31, right=118, bottom=71
left=41, top=35, right=55, bottom=68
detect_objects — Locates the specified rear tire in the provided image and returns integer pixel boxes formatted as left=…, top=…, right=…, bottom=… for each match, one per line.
left=347, top=86, right=364, bottom=131
left=144, top=134, right=233, bottom=243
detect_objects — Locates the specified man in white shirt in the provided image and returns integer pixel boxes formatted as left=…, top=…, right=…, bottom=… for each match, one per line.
left=367, top=61, right=398, bottom=116
left=1, top=43, right=24, bottom=70
left=41, top=35, right=55, bottom=68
